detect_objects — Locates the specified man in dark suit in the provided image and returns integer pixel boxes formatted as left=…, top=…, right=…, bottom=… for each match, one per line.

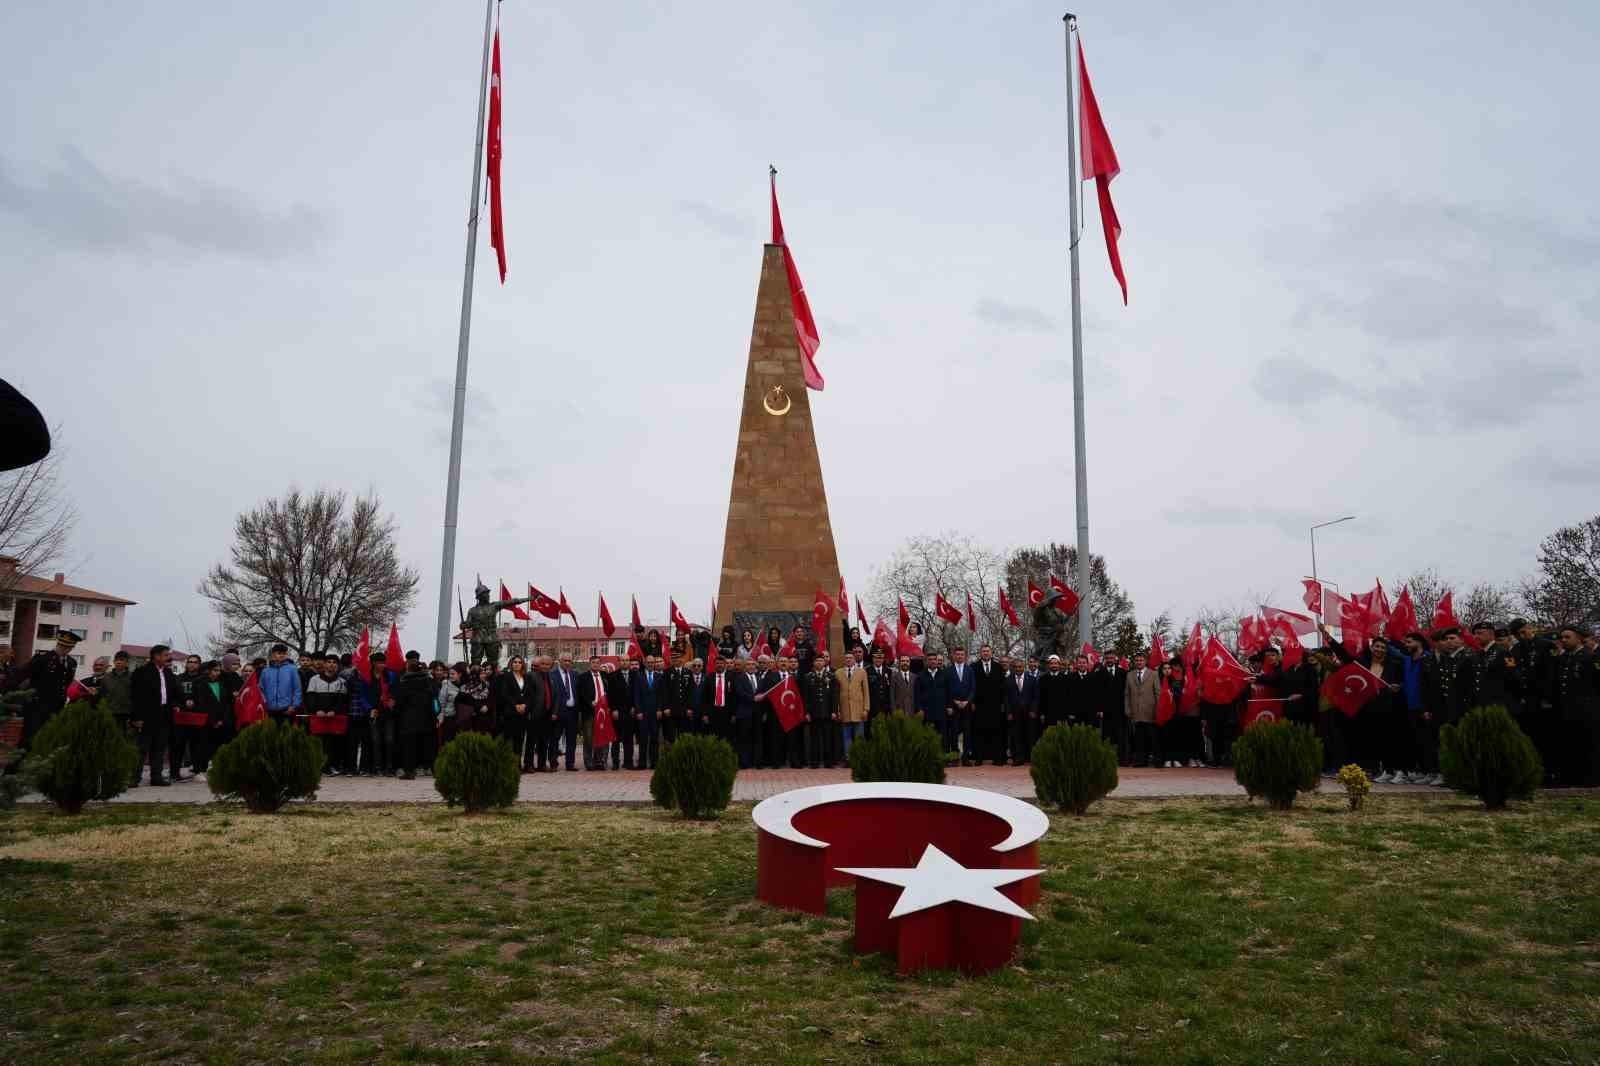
left=576, top=657, right=609, bottom=770
left=687, top=659, right=711, bottom=736
left=756, top=656, right=801, bottom=768
left=1097, top=656, right=1130, bottom=763
left=130, top=643, right=178, bottom=786
left=865, top=648, right=893, bottom=737
left=549, top=653, right=583, bottom=771
left=631, top=656, right=668, bottom=769
left=730, top=660, right=758, bottom=768
left=665, top=660, right=696, bottom=744
left=972, top=644, right=1008, bottom=765
left=1037, top=654, right=1071, bottom=730
left=916, top=652, right=950, bottom=750
left=1004, top=658, right=1040, bottom=764
left=604, top=662, right=635, bottom=769
left=943, top=647, right=976, bottom=763
left=1064, top=655, right=1099, bottom=727
left=700, top=659, right=733, bottom=744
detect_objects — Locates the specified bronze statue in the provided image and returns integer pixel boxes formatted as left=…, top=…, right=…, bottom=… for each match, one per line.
left=1032, top=590, right=1074, bottom=661
left=464, top=581, right=529, bottom=667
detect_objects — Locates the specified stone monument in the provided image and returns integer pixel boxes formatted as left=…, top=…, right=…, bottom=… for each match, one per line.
left=713, top=242, right=843, bottom=644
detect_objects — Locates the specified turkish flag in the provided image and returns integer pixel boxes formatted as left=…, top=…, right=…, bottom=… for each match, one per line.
left=1148, top=634, right=1166, bottom=669
left=1026, top=579, right=1045, bottom=609
left=1180, top=658, right=1201, bottom=715
left=353, top=626, right=371, bottom=682
left=770, top=171, right=823, bottom=391
left=626, top=633, right=644, bottom=661
left=1077, top=37, right=1126, bottom=304
left=705, top=640, right=719, bottom=675
left=499, top=581, right=529, bottom=621
left=66, top=678, right=91, bottom=702
left=558, top=587, right=577, bottom=623
left=1430, top=590, right=1481, bottom=649
left=384, top=624, right=404, bottom=671
left=933, top=592, right=963, bottom=625
left=1240, top=697, right=1288, bottom=732
left=753, top=633, right=772, bottom=659
left=856, top=595, right=870, bottom=634
left=592, top=678, right=617, bottom=747
left=759, top=674, right=806, bottom=731
left=1199, top=636, right=1252, bottom=704
left=895, top=625, right=923, bottom=658
left=1322, top=661, right=1386, bottom=717
left=1183, top=622, right=1204, bottom=669
left=631, top=595, right=642, bottom=630
left=486, top=18, right=506, bottom=283
left=1302, top=579, right=1323, bottom=615
left=527, top=585, right=561, bottom=620
left=812, top=587, right=835, bottom=644
left=965, top=590, right=977, bottom=632
left=838, top=577, right=849, bottom=615
left=1081, top=642, right=1100, bottom=667
left=234, top=671, right=267, bottom=727
left=598, top=594, right=616, bottom=638
left=1237, top=616, right=1268, bottom=656
left=1261, top=605, right=1316, bottom=637
left=1265, top=617, right=1306, bottom=669
left=1385, top=586, right=1419, bottom=643
left=779, top=633, right=797, bottom=658
left=872, top=618, right=897, bottom=657
left=669, top=598, right=691, bottom=634
left=898, top=598, right=911, bottom=633
left=998, top=586, right=1021, bottom=627
left=1050, top=575, right=1081, bottom=615
left=1155, top=679, right=1176, bottom=726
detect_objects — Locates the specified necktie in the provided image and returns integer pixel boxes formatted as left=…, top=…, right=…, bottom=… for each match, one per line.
left=716, top=674, right=724, bottom=706
left=847, top=666, right=854, bottom=680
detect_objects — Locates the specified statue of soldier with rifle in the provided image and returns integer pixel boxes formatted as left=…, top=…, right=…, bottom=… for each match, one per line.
left=463, top=580, right=529, bottom=667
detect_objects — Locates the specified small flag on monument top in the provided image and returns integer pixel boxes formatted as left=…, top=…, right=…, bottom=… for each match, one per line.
left=486, top=10, right=506, bottom=283
left=500, top=580, right=529, bottom=621
left=1076, top=35, right=1125, bottom=303
left=527, top=585, right=561, bottom=621
left=597, top=593, right=616, bottom=638
left=1027, top=579, right=1046, bottom=609
left=770, top=167, right=823, bottom=391
left=934, top=592, right=963, bottom=625
left=998, top=586, right=1021, bottom=627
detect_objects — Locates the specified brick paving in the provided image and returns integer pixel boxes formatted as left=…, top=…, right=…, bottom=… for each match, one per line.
left=92, top=764, right=1433, bottom=805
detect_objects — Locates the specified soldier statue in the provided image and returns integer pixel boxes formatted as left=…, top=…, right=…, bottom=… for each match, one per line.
left=1031, top=591, right=1075, bottom=662
left=463, top=581, right=530, bottom=668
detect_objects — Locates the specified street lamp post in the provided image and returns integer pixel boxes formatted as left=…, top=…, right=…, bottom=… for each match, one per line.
left=1310, top=515, right=1355, bottom=646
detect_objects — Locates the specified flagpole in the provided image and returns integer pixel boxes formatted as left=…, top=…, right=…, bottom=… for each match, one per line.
left=1062, top=12, right=1094, bottom=648
left=434, top=0, right=498, bottom=661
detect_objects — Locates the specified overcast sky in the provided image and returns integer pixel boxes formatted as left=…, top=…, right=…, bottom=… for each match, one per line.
left=4, top=0, right=1596, bottom=649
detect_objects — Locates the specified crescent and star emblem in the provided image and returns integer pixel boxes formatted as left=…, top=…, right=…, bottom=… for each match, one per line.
left=762, top=385, right=792, bottom=417
left=1343, top=676, right=1369, bottom=695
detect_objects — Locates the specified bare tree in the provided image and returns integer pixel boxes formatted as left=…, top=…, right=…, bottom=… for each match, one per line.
left=1392, top=567, right=1449, bottom=629
left=0, top=433, right=75, bottom=595
left=1002, top=542, right=1137, bottom=655
left=1144, top=612, right=1176, bottom=655
left=1459, top=582, right=1519, bottom=629
left=866, top=533, right=1019, bottom=655
left=1519, top=515, right=1600, bottom=630
left=199, top=488, right=420, bottom=656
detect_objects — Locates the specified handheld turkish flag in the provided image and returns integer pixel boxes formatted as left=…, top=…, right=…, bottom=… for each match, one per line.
left=631, top=595, right=642, bottom=631
left=1237, top=616, right=1267, bottom=656
left=1077, top=37, right=1126, bottom=304
left=669, top=598, right=691, bottom=635
left=1050, top=575, right=1081, bottom=615
left=1240, top=697, right=1289, bottom=732
left=759, top=673, right=806, bottom=731
left=998, top=586, right=1021, bottom=627
left=812, top=587, right=835, bottom=644
left=1179, top=657, right=1201, bottom=715
left=1155, top=678, right=1176, bottom=726
left=872, top=618, right=897, bottom=657
left=1322, top=661, right=1386, bottom=717
left=1183, top=622, right=1204, bottom=669
left=592, top=679, right=617, bottom=747
left=527, top=585, right=561, bottom=620
left=838, top=577, right=849, bottom=615
left=895, top=624, right=923, bottom=658
left=753, top=632, right=772, bottom=658
left=856, top=595, right=870, bottom=634
left=897, top=598, right=911, bottom=633
left=933, top=592, right=963, bottom=625
left=234, top=671, right=267, bottom=727
left=1148, top=634, right=1166, bottom=669
left=1081, top=642, right=1100, bottom=667
left=353, top=626, right=371, bottom=682
left=1199, top=636, right=1252, bottom=704
left=1027, top=579, right=1045, bottom=609
left=626, top=633, right=644, bottom=661
left=558, top=587, right=577, bottom=624
left=705, top=640, right=719, bottom=676
left=1430, top=590, right=1481, bottom=649
left=1302, top=579, right=1323, bottom=615
left=500, top=581, right=530, bottom=621
left=384, top=624, right=403, bottom=671
left=1385, top=586, right=1419, bottom=643
left=779, top=632, right=797, bottom=658
left=66, top=678, right=91, bottom=702
left=1261, top=605, right=1316, bottom=637
left=1266, top=617, right=1306, bottom=669
left=598, top=593, right=616, bottom=638
left=965, top=590, right=977, bottom=632
left=770, top=169, right=823, bottom=391
left=486, top=16, right=506, bottom=283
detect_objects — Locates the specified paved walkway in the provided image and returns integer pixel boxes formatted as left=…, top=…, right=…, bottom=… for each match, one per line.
left=83, top=765, right=1435, bottom=805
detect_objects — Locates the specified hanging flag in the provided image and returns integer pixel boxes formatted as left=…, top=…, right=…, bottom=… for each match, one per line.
left=598, top=594, right=616, bottom=638
left=234, top=670, right=267, bottom=727
left=499, top=580, right=529, bottom=621
left=1322, top=661, right=1387, bottom=717
left=1050, top=575, right=1081, bottom=615
left=770, top=168, right=823, bottom=391
left=757, top=673, right=806, bottom=731
left=384, top=624, right=404, bottom=671
left=558, top=587, right=577, bottom=624
left=592, top=678, right=617, bottom=747
left=1147, top=634, right=1166, bottom=669
left=1385, top=586, right=1418, bottom=643
left=812, top=588, right=835, bottom=644
left=998, top=586, right=1021, bottom=627
left=855, top=595, right=871, bottom=634
left=1199, top=636, right=1253, bottom=704
left=669, top=598, right=691, bottom=634
left=486, top=15, right=506, bottom=283
left=353, top=626, right=372, bottom=682
left=838, top=576, right=849, bottom=615
left=525, top=585, right=561, bottom=620
left=965, top=590, right=977, bottom=632
left=1260, top=604, right=1317, bottom=637
left=631, top=595, right=642, bottom=631
left=1302, top=579, right=1323, bottom=615
left=898, top=598, right=911, bottom=633
left=1076, top=37, right=1126, bottom=304
left=933, top=592, right=964, bottom=625
left=1026, top=579, right=1046, bottom=609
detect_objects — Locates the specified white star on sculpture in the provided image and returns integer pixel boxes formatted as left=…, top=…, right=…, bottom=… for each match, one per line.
left=837, top=844, right=1042, bottom=921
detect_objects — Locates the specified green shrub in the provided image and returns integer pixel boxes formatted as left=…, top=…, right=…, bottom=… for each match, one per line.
left=650, top=734, right=737, bottom=819
left=1233, top=720, right=1322, bottom=810
left=207, top=719, right=322, bottom=813
left=22, top=700, right=140, bottom=814
left=434, top=732, right=521, bottom=812
left=848, top=712, right=947, bottom=784
left=1440, top=705, right=1542, bottom=810
left=1030, top=723, right=1118, bottom=815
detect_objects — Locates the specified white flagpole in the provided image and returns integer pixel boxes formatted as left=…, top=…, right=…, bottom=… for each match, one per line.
left=1062, top=12, right=1094, bottom=647
left=435, top=0, right=498, bottom=661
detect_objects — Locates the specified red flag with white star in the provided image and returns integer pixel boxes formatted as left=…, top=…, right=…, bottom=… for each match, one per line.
left=934, top=592, right=963, bottom=625
left=998, top=587, right=1021, bottom=627
left=527, top=585, right=561, bottom=621
left=759, top=673, right=806, bottom=731
left=1076, top=36, right=1125, bottom=303
left=486, top=15, right=506, bottom=283
left=770, top=169, right=823, bottom=390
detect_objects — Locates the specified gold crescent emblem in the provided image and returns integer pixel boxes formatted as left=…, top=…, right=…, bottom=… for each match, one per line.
left=763, top=385, right=792, bottom=417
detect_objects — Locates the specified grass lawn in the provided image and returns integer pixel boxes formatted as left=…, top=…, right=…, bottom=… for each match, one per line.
left=1, top=794, right=1597, bottom=1065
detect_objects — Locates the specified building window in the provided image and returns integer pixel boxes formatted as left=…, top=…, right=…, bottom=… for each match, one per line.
left=614, top=641, right=626, bottom=655
left=40, top=600, right=62, bottom=615
left=590, top=642, right=599, bottom=657
left=67, top=628, right=87, bottom=640
left=71, top=602, right=91, bottom=616
left=37, top=623, right=57, bottom=639
left=0, top=596, right=12, bottom=611
left=104, top=606, right=117, bottom=618
left=102, top=631, right=115, bottom=643
left=0, top=620, right=9, bottom=637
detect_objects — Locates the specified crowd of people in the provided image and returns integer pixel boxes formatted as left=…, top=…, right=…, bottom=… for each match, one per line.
left=3, top=613, right=1597, bottom=790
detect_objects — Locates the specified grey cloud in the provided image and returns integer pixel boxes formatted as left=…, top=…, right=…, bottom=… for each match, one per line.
left=0, top=146, right=327, bottom=259
left=975, top=298, right=1055, bottom=332
left=676, top=198, right=746, bottom=239
left=1531, top=455, right=1600, bottom=487
left=1163, top=501, right=1366, bottom=540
